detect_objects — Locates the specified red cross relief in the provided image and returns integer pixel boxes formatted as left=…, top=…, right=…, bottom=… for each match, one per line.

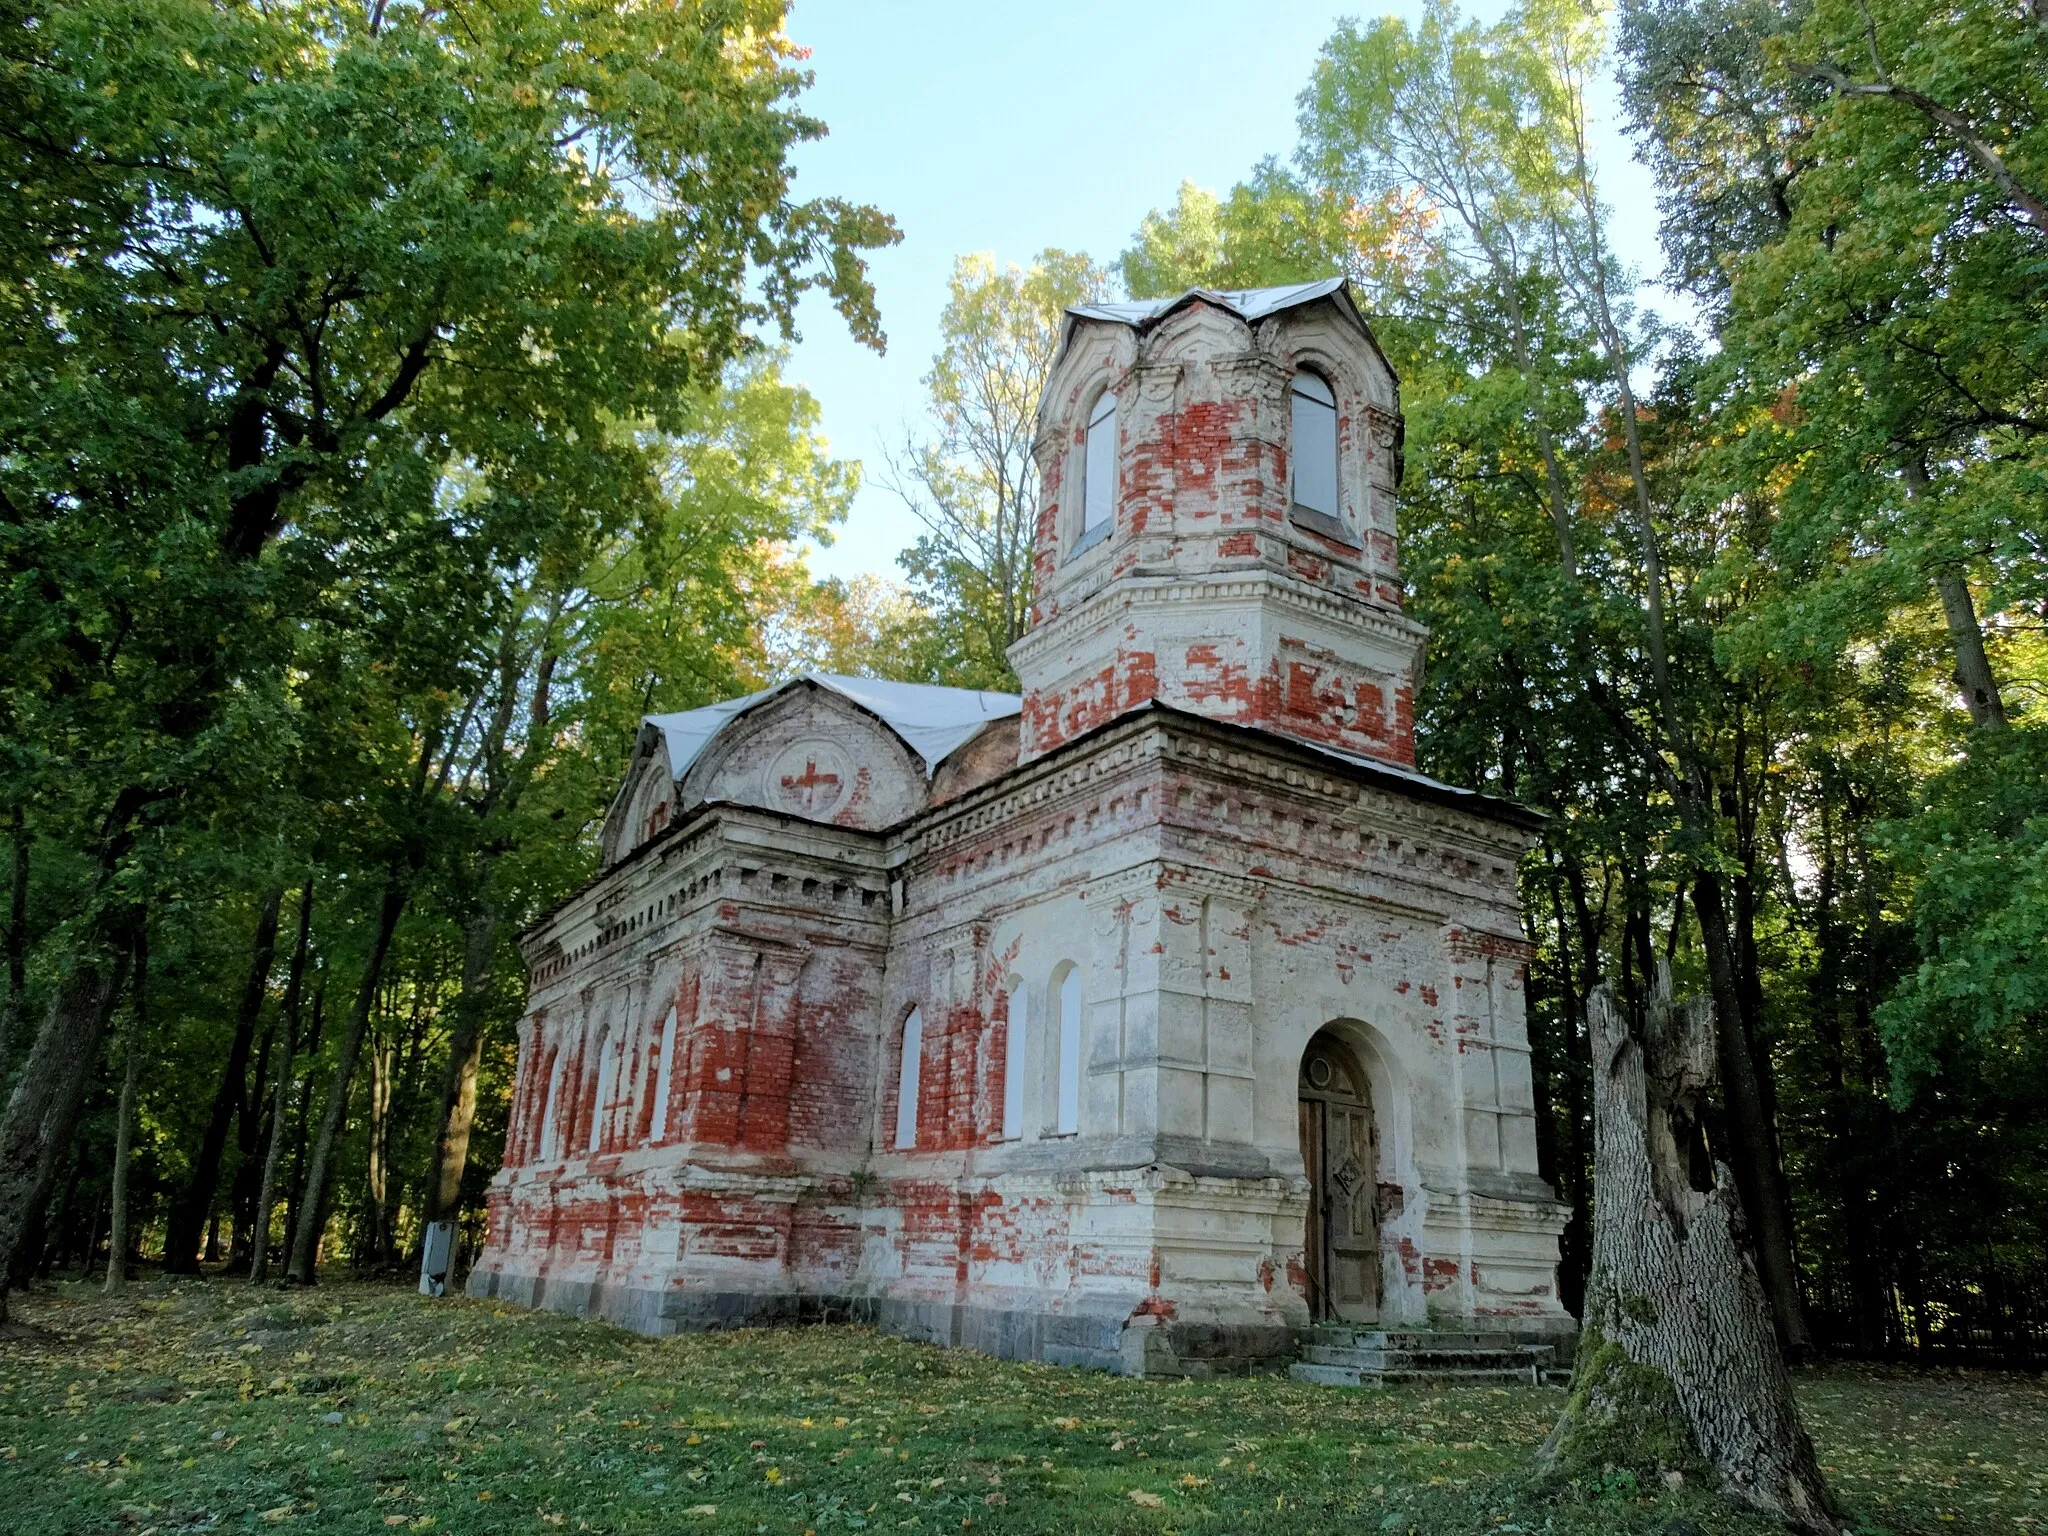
left=780, top=758, right=840, bottom=810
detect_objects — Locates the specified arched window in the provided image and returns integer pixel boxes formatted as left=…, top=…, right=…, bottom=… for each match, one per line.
left=1289, top=371, right=1340, bottom=524
left=1054, top=966, right=1081, bottom=1135
left=539, top=1047, right=565, bottom=1162
left=649, top=1006, right=678, bottom=1144
left=589, top=1029, right=617, bottom=1154
left=1002, top=983, right=1028, bottom=1141
left=894, top=1007, right=924, bottom=1149
left=1081, top=390, right=1117, bottom=539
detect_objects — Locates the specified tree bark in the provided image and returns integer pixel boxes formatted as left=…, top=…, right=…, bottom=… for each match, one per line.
left=286, top=877, right=406, bottom=1285
left=419, top=901, right=499, bottom=1292
left=0, top=808, right=26, bottom=1084
left=1689, top=866, right=1813, bottom=1355
left=103, top=925, right=147, bottom=1294
left=1542, top=968, right=1842, bottom=1534
left=230, top=992, right=282, bottom=1267
left=165, top=885, right=283, bottom=1272
left=0, top=952, right=130, bottom=1320
left=251, top=879, right=314, bottom=1284
left=1933, top=569, right=2010, bottom=731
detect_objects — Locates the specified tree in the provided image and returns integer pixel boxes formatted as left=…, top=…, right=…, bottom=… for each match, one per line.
left=1297, top=0, right=1817, bottom=1352
left=888, top=250, right=1107, bottom=691
left=0, top=0, right=894, bottom=1309
left=1544, top=968, right=1843, bottom=1533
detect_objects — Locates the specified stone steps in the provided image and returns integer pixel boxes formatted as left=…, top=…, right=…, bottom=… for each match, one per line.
left=1287, top=1325, right=1569, bottom=1389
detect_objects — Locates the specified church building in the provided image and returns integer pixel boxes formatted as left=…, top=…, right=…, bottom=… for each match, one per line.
left=467, top=278, right=1573, bottom=1375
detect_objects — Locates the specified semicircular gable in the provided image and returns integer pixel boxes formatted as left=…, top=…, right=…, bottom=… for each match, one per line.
left=679, top=681, right=927, bottom=831
left=600, top=725, right=677, bottom=869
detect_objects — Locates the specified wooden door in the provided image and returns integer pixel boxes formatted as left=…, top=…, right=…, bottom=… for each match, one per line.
left=1299, top=1099, right=1325, bottom=1319
left=1299, top=1038, right=1381, bottom=1322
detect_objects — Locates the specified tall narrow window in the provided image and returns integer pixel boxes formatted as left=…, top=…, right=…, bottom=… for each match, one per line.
left=1082, top=391, right=1117, bottom=537
left=540, top=1049, right=565, bottom=1161
left=649, top=1006, right=678, bottom=1144
left=1002, top=985, right=1028, bottom=1140
left=1289, top=371, right=1340, bottom=523
left=894, top=1007, right=924, bottom=1149
left=1055, top=967, right=1081, bottom=1135
left=589, top=1030, right=616, bottom=1154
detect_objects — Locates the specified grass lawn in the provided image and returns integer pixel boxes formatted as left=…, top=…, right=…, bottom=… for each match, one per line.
left=2, top=1281, right=2042, bottom=1536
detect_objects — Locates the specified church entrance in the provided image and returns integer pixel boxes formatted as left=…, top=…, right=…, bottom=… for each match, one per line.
left=1298, top=1031, right=1380, bottom=1322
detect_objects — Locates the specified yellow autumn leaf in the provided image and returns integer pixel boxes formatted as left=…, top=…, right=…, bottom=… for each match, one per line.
left=258, top=1506, right=294, bottom=1522
left=1127, top=1489, right=1164, bottom=1508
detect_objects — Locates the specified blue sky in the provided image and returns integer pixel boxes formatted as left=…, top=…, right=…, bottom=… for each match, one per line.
left=777, top=0, right=1667, bottom=584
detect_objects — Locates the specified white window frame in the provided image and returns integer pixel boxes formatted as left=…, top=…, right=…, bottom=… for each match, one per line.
left=649, top=1005, right=678, bottom=1144
left=894, top=1007, right=925, bottom=1150
left=1002, top=983, right=1027, bottom=1141
left=589, top=1029, right=616, bottom=1154
left=539, top=1048, right=565, bottom=1162
left=1054, top=967, right=1081, bottom=1136
left=1080, top=390, right=1118, bottom=542
left=1289, top=369, right=1341, bottom=525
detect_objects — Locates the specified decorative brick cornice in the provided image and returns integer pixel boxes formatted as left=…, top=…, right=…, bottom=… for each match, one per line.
left=1008, top=567, right=1426, bottom=674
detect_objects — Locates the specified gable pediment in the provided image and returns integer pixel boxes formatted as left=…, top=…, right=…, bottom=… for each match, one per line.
left=679, top=682, right=926, bottom=832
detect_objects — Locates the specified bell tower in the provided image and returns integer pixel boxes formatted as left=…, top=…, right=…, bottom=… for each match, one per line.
left=1007, top=279, right=1425, bottom=768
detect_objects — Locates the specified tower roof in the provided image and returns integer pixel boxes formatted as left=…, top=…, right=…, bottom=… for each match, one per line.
left=1054, top=276, right=1387, bottom=395
left=1066, top=276, right=1356, bottom=331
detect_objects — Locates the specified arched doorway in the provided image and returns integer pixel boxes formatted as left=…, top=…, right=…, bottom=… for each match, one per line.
left=1298, top=1030, right=1381, bottom=1321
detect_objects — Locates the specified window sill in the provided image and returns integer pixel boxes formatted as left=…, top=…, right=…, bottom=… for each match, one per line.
left=1068, top=519, right=1113, bottom=560
left=1289, top=502, right=1361, bottom=549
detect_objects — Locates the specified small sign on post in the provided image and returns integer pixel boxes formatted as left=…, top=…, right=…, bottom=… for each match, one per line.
left=419, top=1220, right=456, bottom=1297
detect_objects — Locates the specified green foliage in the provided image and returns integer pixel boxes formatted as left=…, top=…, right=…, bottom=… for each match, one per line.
left=0, top=0, right=888, bottom=1283
left=889, top=250, right=1107, bottom=691
left=1119, top=162, right=1363, bottom=297
left=1877, top=728, right=2048, bottom=1091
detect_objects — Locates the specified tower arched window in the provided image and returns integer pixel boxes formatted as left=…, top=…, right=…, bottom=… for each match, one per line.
left=894, top=1007, right=924, bottom=1149
left=1081, top=390, right=1118, bottom=542
left=1289, top=370, right=1340, bottom=525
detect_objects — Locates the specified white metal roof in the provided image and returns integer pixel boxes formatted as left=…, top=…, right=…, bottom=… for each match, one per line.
left=1068, top=276, right=1354, bottom=331
left=643, top=672, right=1022, bottom=784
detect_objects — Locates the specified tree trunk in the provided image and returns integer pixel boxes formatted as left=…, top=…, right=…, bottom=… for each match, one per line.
left=1689, top=867, right=1812, bottom=1355
left=365, top=1025, right=394, bottom=1265
left=1541, top=967, right=1842, bottom=1534
left=283, top=980, right=326, bottom=1253
left=0, top=807, right=26, bottom=1084
left=419, top=901, right=499, bottom=1292
left=230, top=994, right=281, bottom=1267
left=165, top=885, right=283, bottom=1272
left=286, top=878, right=406, bottom=1285
left=1933, top=569, right=2010, bottom=731
left=0, top=952, right=130, bottom=1320
left=251, top=880, right=314, bottom=1284
left=103, top=927, right=147, bottom=1295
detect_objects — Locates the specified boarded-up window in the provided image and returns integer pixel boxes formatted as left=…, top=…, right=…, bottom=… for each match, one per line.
left=1055, top=967, right=1081, bottom=1135
left=1290, top=371, right=1339, bottom=520
left=894, top=1007, right=924, bottom=1149
left=1082, top=391, right=1117, bottom=534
